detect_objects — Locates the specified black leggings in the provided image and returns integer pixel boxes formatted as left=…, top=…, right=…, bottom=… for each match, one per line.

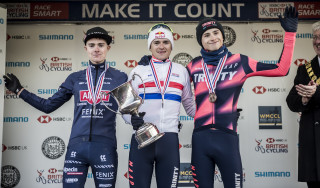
left=128, top=132, right=180, bottom=188
left=307, top=182, right=320, bottom=188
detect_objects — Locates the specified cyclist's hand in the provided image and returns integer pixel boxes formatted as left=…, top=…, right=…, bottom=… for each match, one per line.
left=131, top=112, right=146, bottom=130
left=278, top=6, right=298, bottom=32
left=3, top=73, right=23, bottom=94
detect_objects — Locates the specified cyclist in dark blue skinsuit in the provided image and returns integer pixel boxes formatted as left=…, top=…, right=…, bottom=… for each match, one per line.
left=3, top=27, right=127, bottom=188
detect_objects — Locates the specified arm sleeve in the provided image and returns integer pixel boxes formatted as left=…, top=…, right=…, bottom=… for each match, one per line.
left=19, top=75, right=74, bottom=114
left=246, top=32, right=296, bottom=78
left=186, top=61, right=193, bottom=83
left=181, top=67, right=196, bottom=118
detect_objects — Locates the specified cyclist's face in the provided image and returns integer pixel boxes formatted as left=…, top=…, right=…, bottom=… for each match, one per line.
left=150, top=38, right=172, bottom=60
left=313, top=29, right=320, bottom=56
left=85, top=38, right=110, bottom=64
left=201, top=28, right=223, bottom=52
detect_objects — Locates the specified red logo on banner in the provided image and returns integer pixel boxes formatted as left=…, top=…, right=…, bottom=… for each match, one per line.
left=38, top=115, right=52, bottom=123
left=2, top=144, right=7, bottom=152
left=51, top=57, right=60, bottom=62
left=252, top=86, right=266, bottom=94
left=30, top=2, right=69, bottom=19
left=48, top=168, right=57, bottom=173
left=7, top=34, right=11, bottom=41
left=80, top=90, right=110, bottom=104
left=173, top=33, right=180, bottom=41
left=294, top=59, right=307, bottom=66
left=262, top=28, right=271, bottom=34
left=179, top=144, right=182, bottom=149
left=124, top=60, right=138, bottom=68
left=295, top=2, right=320, bottom=19
left=124, top=172, right=129, bottom=179
left=266, top=138, right=275, bottom=143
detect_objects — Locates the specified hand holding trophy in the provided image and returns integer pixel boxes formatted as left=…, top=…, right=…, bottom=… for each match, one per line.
left=101, top=73, right=164, bottom=149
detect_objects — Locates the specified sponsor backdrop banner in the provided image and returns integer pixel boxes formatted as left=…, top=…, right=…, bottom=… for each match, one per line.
left=3, top=1, right=320, bottom=22
left=1, top=1, right=317, bottom=188
left=0, top=4, right=6, bottom=183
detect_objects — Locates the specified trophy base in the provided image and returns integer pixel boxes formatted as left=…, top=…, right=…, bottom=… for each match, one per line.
left=135, top=122, right=165, bottom=149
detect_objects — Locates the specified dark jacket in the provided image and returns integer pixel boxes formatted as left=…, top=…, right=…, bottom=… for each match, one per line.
left=20, top=61, right=128, bottom=147
left=286, top=55, right=320, bottom=182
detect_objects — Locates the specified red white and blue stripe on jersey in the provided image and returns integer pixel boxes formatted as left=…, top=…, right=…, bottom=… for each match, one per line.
left=138, top=81, right=184, bottom=102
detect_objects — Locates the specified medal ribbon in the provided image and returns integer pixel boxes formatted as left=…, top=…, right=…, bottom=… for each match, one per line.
left=201, top=53, right=228, bottom=94
left=149, top=57, right=172, bottom=98
left=86, top=62, right=108, bottom=106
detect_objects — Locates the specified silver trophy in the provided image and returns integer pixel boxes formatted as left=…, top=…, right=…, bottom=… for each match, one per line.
left=101, top=73, right=164, bottom=149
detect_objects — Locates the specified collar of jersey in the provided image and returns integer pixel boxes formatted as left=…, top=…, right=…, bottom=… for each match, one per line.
left=151, top=56, right=170, bottom=64
left=89, top=60, right=106, bottom=69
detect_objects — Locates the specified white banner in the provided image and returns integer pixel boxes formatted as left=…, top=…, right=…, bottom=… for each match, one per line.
left=2, top=21, right=314, bottom=188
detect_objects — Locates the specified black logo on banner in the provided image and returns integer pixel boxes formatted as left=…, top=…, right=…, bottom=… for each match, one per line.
left=223, top=26, right=236, bottom=47
left=172, top=53, right=193, bottom=67
left=42, top=136, right=65, bottom=159
left=258, top=106, right=282, bottom=129
left=1, top=165, right=20, bottom=188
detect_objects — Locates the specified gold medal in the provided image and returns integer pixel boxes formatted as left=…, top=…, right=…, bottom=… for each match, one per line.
left=209, top=92, right=217, bottom=103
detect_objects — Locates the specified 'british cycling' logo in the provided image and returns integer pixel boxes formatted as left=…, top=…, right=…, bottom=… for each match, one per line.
left=255, top=137, right=288, bottom=154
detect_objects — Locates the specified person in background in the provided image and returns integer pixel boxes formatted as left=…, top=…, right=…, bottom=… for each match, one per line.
left=3, top=27, right=127, bottom=188
left=286, top=21, right=320, bottom=188
left=186, top=6, right=298, bottom=188
left=122, top=23, right=196, bottom=188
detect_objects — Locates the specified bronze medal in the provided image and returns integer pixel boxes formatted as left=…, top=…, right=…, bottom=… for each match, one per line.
left=209, top=93, right=217, bottom=103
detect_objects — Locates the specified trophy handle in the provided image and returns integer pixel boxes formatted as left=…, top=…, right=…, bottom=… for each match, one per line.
left=132, top=73, right=145, bottom=105
left=100, top=92, right=122, bottom=115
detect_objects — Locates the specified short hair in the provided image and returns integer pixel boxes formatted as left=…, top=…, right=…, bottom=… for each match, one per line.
left=312, top=21, right=320, bottom=33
